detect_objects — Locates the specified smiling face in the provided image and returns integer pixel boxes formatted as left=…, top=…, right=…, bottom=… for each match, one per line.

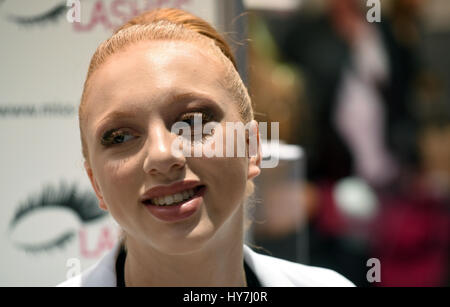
left=82, top=40, right=260, bottom=255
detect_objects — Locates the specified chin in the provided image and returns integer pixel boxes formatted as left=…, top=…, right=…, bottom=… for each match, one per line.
left=157, top=225, right=218, bottom=256
left=143, top=214, right=219, bottom=256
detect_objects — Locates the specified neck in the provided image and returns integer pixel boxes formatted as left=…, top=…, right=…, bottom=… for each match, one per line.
left=123, top=211, right=247, bottom=287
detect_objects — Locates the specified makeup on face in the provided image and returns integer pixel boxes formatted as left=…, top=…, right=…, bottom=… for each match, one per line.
left=83, top=41, right=250, bottom=254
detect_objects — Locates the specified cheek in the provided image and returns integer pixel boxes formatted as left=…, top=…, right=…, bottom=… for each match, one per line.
left=190, top=157, right=248, bottom=206
left=194, top=121, right=250, bottom=205
left=96, top=158, right=143, bottom=208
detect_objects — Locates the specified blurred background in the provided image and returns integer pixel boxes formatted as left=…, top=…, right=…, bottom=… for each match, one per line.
left=246, top=0, right=450, bottom=287
left=1, top=0, right=449, bottom=286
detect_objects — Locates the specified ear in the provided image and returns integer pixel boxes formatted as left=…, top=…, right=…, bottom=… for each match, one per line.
left=247, top=120, right=262, bottom=180
left=84, top=161, right=108, bottom=211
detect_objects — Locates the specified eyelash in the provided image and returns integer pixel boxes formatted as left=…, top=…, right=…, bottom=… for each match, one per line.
left=10, top=183, right=106, bottom=230
left=8, top=3, right=67, bottom=26
left=179, top=111, right=214, bottom=127
left=9, top=182, right=107, bottom=254
left=101, top=128, right=136, bottom=147
left=100, top=111, right=216, bottom=147
left=16, top=231, right=76, bottom=255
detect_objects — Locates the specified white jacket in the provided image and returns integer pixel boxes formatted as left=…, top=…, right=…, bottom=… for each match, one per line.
left=58, top=244, right=355, bottom=287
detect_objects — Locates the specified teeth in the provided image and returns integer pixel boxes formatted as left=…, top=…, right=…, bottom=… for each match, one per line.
left=174, top=193, right=183, bottom=202
left=182, top=191, right=189, bottom=199
left=150, top=188, right=197, bottom=206
left=164, top=195, right=174, bottom=205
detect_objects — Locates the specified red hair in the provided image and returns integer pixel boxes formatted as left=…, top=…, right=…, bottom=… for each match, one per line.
left=114, top=8, right=237, bottom=69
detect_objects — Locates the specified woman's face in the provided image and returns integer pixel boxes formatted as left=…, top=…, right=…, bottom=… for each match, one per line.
left=82, top=40, right=260, bottom=255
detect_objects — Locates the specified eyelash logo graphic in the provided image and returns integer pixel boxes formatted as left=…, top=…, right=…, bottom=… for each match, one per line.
left=3, top=1, right=69, bottom=26
left=8, top=182, right=107, bottom=254
left=1, top=0, right=192, bottom=30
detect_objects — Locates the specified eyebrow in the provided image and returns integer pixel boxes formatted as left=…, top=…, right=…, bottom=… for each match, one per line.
left=95, top=92, right=223, bottom=136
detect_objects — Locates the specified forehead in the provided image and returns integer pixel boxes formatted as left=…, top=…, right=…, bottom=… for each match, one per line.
left=84, top=40, right=229, bottom=124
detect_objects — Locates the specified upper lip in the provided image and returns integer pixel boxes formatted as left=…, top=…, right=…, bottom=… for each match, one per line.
left=140, top=180, right=203, bottom=202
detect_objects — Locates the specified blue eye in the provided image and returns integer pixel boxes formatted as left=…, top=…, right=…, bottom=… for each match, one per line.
left=101, top=129, right=137, bottom=147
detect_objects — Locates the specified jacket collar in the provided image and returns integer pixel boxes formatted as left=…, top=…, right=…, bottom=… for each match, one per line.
left=78, top=242, right=296, bottom=287
left=243, top=245, right=296, bottom=286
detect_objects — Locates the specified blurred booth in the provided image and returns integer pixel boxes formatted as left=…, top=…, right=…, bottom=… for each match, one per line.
left=246, top=142, right=309, bottom=264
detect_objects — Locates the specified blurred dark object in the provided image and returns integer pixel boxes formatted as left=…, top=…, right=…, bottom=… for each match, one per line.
left=371, top=175, right=450, bottom=286
left=274, top=0, right=422, bottom=185
left=247, top=0, right=450, bottom=287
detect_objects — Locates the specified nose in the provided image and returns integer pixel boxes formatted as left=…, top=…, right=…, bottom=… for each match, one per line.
left=143, top=122, right=186, bottom=178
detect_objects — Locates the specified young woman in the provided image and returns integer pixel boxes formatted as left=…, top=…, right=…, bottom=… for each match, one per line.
left=59, top=8, right=354, bottom=287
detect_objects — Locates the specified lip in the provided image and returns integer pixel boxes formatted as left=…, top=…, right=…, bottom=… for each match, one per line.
left=140, top=180, right=203, bottom=202
left=144, top=185, right=206, bottom=223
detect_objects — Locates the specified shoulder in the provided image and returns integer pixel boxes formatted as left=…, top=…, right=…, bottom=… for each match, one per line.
left=243, top=245, right=355, bottom=287
left=57, top=245, right=119, bottom=287
left=57, top=244, right=355, bottom=287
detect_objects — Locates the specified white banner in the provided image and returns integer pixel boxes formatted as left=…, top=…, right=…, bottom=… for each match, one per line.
left=0, top=0, right=219, bottom=286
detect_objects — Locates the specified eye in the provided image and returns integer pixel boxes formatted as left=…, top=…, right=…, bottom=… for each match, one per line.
left=101, top=129, right=138, bottom=147
left=177, top=111, right=216, bottom=140
left=179, top=111, right=214, bottom=127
